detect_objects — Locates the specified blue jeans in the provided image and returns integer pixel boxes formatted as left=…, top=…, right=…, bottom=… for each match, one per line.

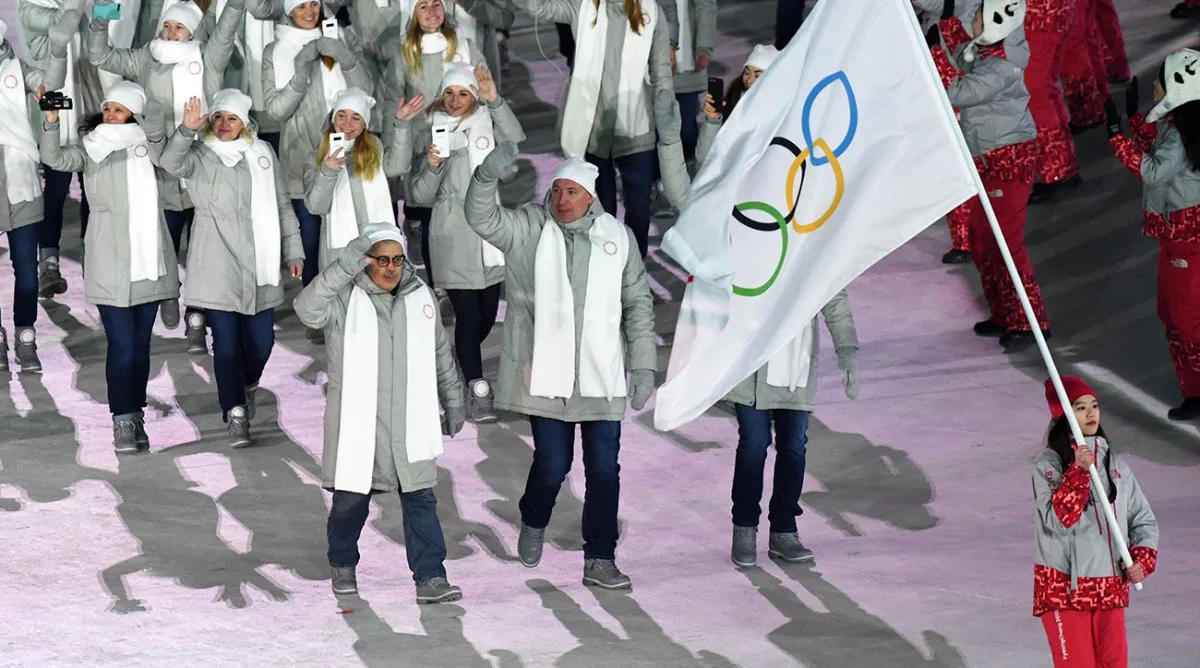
left=677, top=92, right=700, bottom=162
left=291, top=200, right=321, bottom=287
left=327, top=488, right=448, bottom=582
left=403, top=204, right=434, bottom=288
left=731, top=406, right=809, bottom=533
left=39, top=166, right=89, bottom=253
left=163, top=208, right=193, bottom=255
left=98, top=303, right=158, bottom=419
left=260, top=132, right=281, bottom=157
left=586, top=150, right=655, bottom=259
left=519, top=417, right=622, bottom=560
left=206, top=309, right=275, bottom=417
left=6, top=224, right=39, bottom=327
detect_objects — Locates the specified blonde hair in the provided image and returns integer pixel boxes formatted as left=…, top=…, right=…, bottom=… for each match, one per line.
left=401, top=15, right=458, bottom=76
left=592, top=0, right=648, bottom=33
left=316, top=128, right=383, bottom=181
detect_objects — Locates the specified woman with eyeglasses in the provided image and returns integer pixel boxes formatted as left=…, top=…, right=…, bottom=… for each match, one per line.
left=160, top=90, right=304, bottom=448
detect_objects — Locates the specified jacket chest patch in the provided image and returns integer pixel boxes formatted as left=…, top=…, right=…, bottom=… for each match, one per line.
left=134, top=145, right=149, bottom=158
left=1171, top=258, right=1189, bottom=269
left=257, top=156, right=272, bottom=170
left=3, top=75, right=17, bottom=89
left=475, top=136, right=490, bottom=150
left=187, top=61, right=202, bottom=75
left=423, top=303, right=435, bottom=319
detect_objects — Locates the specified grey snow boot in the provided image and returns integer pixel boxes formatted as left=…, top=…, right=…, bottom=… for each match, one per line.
left=38, top=255, right=67, bottom=298
left=768, top=532, right=815, bottom=563
left=415, top=577, right=463, bottom=604
left=517, top=523, right=545, bottom=568
left=731, top=525, right=757, bottom=568
left=14, top=327, right=41, bottom=373
left=467, top=378, right=498, bottom=424
left=185, top=311, right=207, bottom=355
left=331, top=566, right=358, bottom=595
left=582, top=559, right=632, bottom=590
left=245, top=384, right=259, bottom=421
left=113, top=419, right=140, bottom=454
left=227, top=405, right=253, bottom=448
left=160, top=299, right=180, bottom=330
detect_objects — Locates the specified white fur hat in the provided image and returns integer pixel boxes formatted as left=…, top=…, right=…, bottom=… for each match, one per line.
left=361, top=222, right=408, bottom=253
left=332, top=87, right=376, bottom=126
left=438, top=62, right=478, bottom=97
left=551, top=157, right=600, bottom=199
left=103, top=81, right=147, bottom=115
left=210, top=88, right=253, bottom=123
left=745, top=44, right=779, bottom=71
left=963, top=0, right=1025, bottom=62
left=162, top=1, right=205, bottom=35
left=1148, top=49, right=1200, bottom=122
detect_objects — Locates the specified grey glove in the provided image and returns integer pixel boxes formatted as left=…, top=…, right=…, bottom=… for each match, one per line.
left=629, top=368, right=656, bottom=411
left=318, top=37, right=357, bottom=69
left=442, top=404, right=466, bottom=436
left=49, top=10, right=80, bottom=54
left=336, top=234, right=374, bottom=274
left=477, top=141, right=519, bottom=182
left=837, top=349, right=859, bottom=400
left=654, top=88, right=682, bottom=144
left=291, top=41, right=320, bottom=84
left=138, top=99, right=169, bottom=139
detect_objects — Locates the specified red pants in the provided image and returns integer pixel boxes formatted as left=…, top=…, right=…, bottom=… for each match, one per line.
left=967, top=179, right=1051, bottom=331
left=1041, top=608, right=1128, bottom=667
left=948, top=202, right=971, bottom=251
left=1026, top=29, right=1079, bottom=183
left=1158, top=240, right=1200, bottom=396
left=1062, top=0, right=1111, bottom=127
left=1094, top=0, right=1129, bottom=80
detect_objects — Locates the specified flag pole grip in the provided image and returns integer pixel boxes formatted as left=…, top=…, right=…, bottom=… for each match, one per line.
left=900, top=0, right=1142, bottom=590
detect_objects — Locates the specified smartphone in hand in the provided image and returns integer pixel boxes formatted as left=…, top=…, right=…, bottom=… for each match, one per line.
left=707, top=77, right=725, bottom=115
left=321, top=18, right=339, bottom=39
left=431, top=125, right=452, bottom=158
left=328, top=132, right=347, bottom=156
left=93, top=1, right=122, bottom=20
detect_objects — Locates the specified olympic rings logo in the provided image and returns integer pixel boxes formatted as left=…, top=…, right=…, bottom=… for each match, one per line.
left=731, top=71, right=858, bottom=297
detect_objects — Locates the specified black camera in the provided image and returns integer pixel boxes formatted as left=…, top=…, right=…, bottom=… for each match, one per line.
left=39, top=90, right=73, bottom=111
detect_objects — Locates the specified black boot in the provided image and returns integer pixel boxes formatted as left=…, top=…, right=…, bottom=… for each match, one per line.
left=942, top=249, right=971, bottom=264
left=1167, top=397, right=1200, bottom=421
left=1029, top=174, right=1083, bottom=205
left=974, top=319, right=1007, bottom=337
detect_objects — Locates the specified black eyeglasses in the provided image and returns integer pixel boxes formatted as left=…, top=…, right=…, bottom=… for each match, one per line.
left=367, top=254, right=405, bottom=268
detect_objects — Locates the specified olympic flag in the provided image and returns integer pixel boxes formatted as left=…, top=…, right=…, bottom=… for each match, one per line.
left=653, top=0, right=978, bottom=431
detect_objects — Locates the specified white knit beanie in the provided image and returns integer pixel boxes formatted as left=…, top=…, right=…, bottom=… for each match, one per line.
left=551, top=157, right=600, bottom=199
left=745, top=44, right=779, bottom=71
left=331, top=87, right=377, bottom=126
left=209, top=88, right=253, bottom=123
left=103, top=81, right=147, bottom=115
left=162, top=1, right=205, bottom=35
left=284, top=0, right=312, bottom=16
left=438, top=62, right=478, bottom=97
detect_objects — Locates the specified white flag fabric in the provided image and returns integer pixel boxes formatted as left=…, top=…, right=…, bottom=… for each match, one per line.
left=654, top=0, right=978, bottom=431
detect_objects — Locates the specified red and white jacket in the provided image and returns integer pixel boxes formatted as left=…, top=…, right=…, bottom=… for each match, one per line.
left=1111, top=116, right=1200, bottom=243
left=1032, top=436, right=1159, bottom=617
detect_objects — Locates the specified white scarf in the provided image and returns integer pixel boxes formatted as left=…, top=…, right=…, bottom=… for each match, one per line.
left=674, top=0, right=694, bottom=73
left=244, top=15, right=276, bottom=110
left=334, top=283, right=442, bottom=494
left=271, top=24, right=348, bottom=111
left=203, top=135, right=282, bottom=286
left=148, top=39, right=205, bottom=130
left=419, top=29, right=471, bottom=62
left=453, top=5, right=481, bottom=52
left=83, top=123, right=164, bottom=282
left=328, top=141, right=396, bottom=249
left=0, top=57, right=41, bottom=205
left=530, top=213, right=628, bottom=399
left=561, top=0, right=657, bottom=158
left=667, top=279, right=813, bottom=391
left=432, top=108, right=505, bottom=267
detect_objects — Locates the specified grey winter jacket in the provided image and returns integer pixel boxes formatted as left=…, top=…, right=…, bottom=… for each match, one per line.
left=159, top=124, right=304, bottom=314
left=410, top=98, right=524, bottom=290
left=1137, top=123, right=1200, bottom=217
left=261, top=26, right=374, bottom=199
left=464, top=169, right=657, bottom=422
left=302, top=119, right=413, bottom=270
left=0, top=46, right=65, bottom=232
left=723, top=291, right=857, bottom=411
left=454, top=0, right=514, bottom=92
left=659, top=0, right=716, bottom=95
left=1033, top=438, right=1158, bottom=593
left=294, top=257, right=465, bottom=494
left=85, top=2, right=245, bottom=210
left=39, top=119, right=181, bottom=306
left=944, top=38, right=1036, bottom=158
left=523, top=0, right=678, bottom=160
left=18, top=3, right=105, bottom=122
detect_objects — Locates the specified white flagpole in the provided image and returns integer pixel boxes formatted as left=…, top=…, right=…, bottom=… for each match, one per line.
left=899, top=0, right=1143, bottom=590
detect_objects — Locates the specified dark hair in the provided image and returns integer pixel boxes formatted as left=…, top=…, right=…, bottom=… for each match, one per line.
left=1046, top=415, right=1115, bottom=507
left=723, top=74, right=749, bottom=118
left=78, top=112, right=138, bottom=137
left=1170, top=101, right=1200, bottom=171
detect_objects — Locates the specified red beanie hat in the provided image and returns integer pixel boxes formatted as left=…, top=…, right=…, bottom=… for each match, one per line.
left=1045, top=375, right=1096, bottom=419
